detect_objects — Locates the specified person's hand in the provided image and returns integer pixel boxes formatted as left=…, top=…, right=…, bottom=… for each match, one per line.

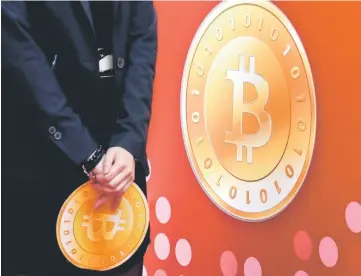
left=89, top=154, right=111, bottom=208
left=103, top=147, right=135, bottom=191
left=91, top=147, right=135, bottom=210
left=90, top=154, right=107, bottom=185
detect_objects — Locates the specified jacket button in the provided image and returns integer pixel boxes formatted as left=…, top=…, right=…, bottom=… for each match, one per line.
left=48, top=126, right=56, bottom=135
left=117, top=57, right=125, bottom=69
left=54, top=132, right=62, bottom=140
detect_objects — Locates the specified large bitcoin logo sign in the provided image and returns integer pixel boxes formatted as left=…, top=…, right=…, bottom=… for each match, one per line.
left=57, top=182, right=149, bottom=271
left=225, top=55, right=272, bottom=164
left=181, top=0, right=316, bottom=221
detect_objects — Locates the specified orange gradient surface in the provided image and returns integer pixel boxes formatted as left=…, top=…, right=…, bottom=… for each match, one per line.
left=57, top=183, right=149, bottom=271
left=144, top=1, right=361, bottom=275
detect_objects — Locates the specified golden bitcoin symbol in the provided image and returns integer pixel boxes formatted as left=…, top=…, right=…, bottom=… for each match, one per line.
left=225, top=55, right=271, bottom=164
left=181, top=0, right=316, bottom=221
left=81, top=210, right=126, bottom=242
left=56, top=182, right=149, bottom=271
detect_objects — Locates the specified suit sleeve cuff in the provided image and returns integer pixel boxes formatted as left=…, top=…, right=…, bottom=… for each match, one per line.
left=108, top=133, right=145, bottom=162
left=48, top=124, right=99, bottom=166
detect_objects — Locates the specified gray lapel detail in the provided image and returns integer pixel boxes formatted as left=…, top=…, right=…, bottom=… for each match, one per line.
left=80, top=1, right=96, bottom=36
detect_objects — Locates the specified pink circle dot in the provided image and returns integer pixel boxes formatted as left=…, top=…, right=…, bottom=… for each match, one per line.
left=154, top=233, right=170, bottom=260
left=175, top=239, right=192, bottom=266
left=294, top=230, right=313, bottom=260
left=345, top=201, right=361, bottom=233
left=319, top=237, right=338, bottom=267
left=142, top=265, right=147, bottom=276
left=295, top=271, right=308, bottom=276
left=155, top=197, right=171, bottom=224
left=244, top=257, right=262, bottom=276
left=154, top=269, right=167, bottom=276
left=146, top=159, right=151, bottom=182
left=220, top=251, right=238, bottom=276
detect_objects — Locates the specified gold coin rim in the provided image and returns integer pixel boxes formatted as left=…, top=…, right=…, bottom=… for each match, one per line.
left=56, top=182, right=150, bottom=271
left=180, top=0, right=317, bottom=222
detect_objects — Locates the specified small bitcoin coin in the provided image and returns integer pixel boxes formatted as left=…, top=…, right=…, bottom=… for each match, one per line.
left=57, top=182, right=149, bottom=271
left=181, top=0, right=316, bottom=221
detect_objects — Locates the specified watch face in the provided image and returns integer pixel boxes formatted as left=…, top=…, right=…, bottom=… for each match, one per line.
left=97, top=48, right=114, bottom=78
left=82, top=147, right=105, bottom=177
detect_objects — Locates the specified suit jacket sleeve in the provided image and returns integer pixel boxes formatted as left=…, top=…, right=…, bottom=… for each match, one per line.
left=2, top=2, right=98, bottom=165
left=109, top=2, right=158, bottom=162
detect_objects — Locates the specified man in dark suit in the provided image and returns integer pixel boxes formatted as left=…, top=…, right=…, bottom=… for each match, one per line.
left=2, top=1, right=157, bottom=275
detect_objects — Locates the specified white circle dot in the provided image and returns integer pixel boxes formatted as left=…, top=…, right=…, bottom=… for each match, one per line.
left=142, top=265, right=148, bottom=276
left=294, top=271, right=308, bottom=276
left=156, top=197, right=171, bottom=224
left=220, top=251, right=238, bottom=276
left=175, top=239, right=192, bottom=266
left=319, top=236, right=338, bottom=267
left=244, top=257, right=262, bottom=276
left=345, top=201, right=361, bottom=233
left=146, top=159, right=151, bottom=182
left=154, top=269, right=167, bottom=276
left=154, top=233, right=170, bottom=260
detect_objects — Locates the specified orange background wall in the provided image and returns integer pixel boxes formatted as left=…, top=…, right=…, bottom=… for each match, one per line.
left=143, top=1, right=361, bottom=275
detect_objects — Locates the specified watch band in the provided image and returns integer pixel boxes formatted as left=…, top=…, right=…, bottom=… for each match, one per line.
left=82, top=145, right=105, bottom=177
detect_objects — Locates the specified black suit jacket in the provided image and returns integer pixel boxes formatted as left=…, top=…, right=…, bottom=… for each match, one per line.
left=2, top=1, right=157, bottom=183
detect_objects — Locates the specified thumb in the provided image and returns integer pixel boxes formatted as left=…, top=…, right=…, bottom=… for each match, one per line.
left=103, top=150, right=116, bottom=174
